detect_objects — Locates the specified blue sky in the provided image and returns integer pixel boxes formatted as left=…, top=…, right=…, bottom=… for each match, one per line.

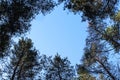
left=28, top=5, right=88, bottom=65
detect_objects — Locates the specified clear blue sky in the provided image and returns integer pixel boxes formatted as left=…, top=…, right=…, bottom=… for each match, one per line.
left=28, top=5, right=88, bottom=65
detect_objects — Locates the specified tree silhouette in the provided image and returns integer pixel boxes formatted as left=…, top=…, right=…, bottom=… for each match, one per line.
left=39, top=54, right=75, bottom=80
left=9, top=38, right=40, bottom=80
left=0, top=0, right=55, bottom=57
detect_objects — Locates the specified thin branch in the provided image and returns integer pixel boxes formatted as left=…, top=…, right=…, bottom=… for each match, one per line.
left=95, top=57, right=116, bottom=80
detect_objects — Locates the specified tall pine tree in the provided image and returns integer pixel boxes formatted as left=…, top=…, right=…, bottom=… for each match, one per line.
left=9, top=38, right=40, bottom=80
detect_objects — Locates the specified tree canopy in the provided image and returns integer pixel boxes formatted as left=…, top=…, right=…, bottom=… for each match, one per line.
left=1, top=0, right=120, bottom=80
left=0, top=0, right=55, bottom=56
left=41, top=54, right=75, bottom=80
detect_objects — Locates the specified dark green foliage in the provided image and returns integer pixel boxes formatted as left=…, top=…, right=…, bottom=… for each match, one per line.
left=10, top=38, right=40, bottom=80
left=39, top=54, right=75, bottom=80
left=76, top=65, right=96, bottom=80
left=59, top=0, right=118, bottom=20
left=0, top=0, right=55, bottom=56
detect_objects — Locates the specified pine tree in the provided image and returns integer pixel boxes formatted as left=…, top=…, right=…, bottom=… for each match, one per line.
left=39, top=54, right=75, bottom=80
left=9, top=38, right=40, bottom=80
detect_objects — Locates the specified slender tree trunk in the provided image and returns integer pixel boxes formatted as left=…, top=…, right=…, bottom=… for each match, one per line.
left=17, top=63, right=24, bottom=80
left=58, top=68, right=62, bottom=80
left=11, top=55, right=23, bottom=80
